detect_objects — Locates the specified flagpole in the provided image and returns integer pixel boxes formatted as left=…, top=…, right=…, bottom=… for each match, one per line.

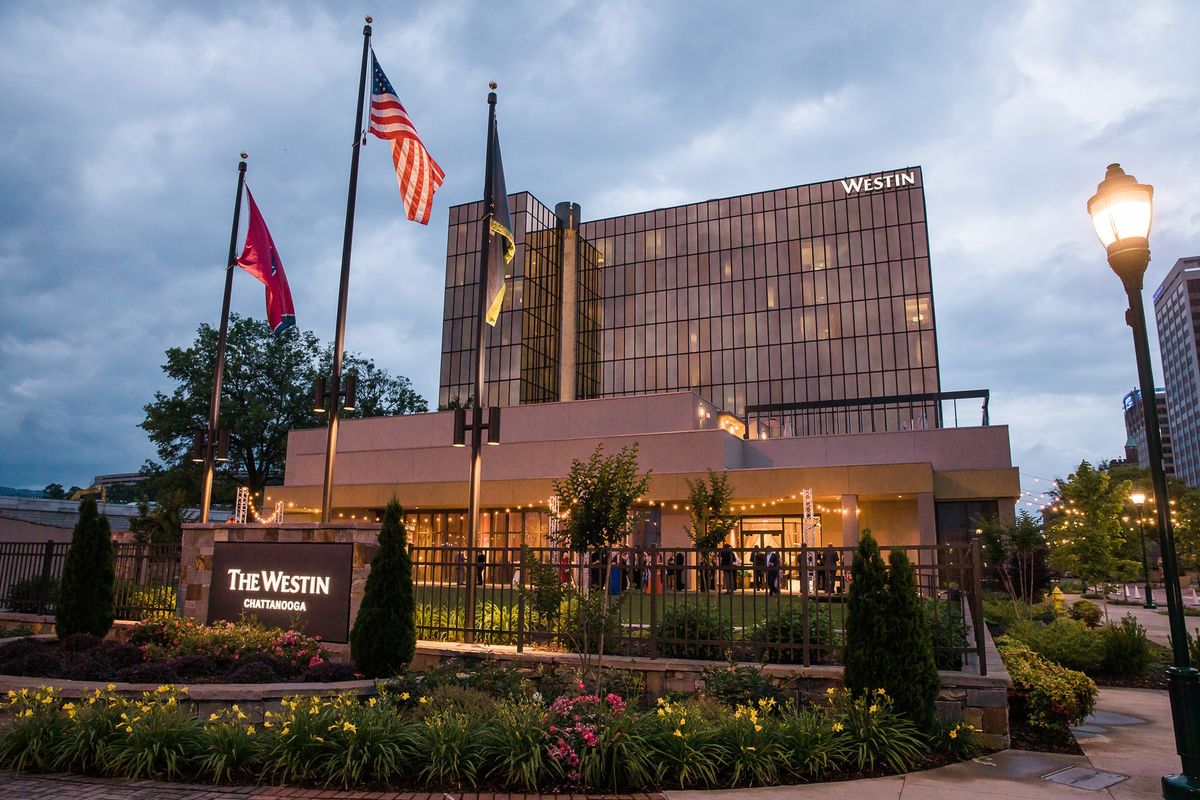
left=465, top=85, right=499, bottom=639
left=201, top=152, right=248, bottom=524
left=321, top=17, right=373, bottom=523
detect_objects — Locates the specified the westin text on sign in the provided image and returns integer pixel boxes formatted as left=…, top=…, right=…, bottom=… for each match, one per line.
left=840, top=171, right=916, bottom=195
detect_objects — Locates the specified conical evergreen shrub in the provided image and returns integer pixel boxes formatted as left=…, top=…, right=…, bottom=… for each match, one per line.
left=350, top=498, right=416, bottom=678
left=843, top=529, right=888, bottom=697
left=883, top=549, right=940, bottom=729
left=55, top=497, right=115, bottom=639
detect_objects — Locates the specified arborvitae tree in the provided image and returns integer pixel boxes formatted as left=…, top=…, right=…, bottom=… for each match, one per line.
left=350, top=498, right=416, bottom=677
left=843, top=529, right=889, bottom=697
left=883, top=549, right=940, bottom=729
left=55, top=497, right=115, bottom=638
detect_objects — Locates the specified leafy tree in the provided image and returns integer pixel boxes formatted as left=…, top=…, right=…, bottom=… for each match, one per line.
left=350, top=498, right=416, bottom=677
left=552, top=443, right=651, bottom=554
left=980, top=510, right=1046, bottom=608
left=317, top=348, right=428, bottom=417
left=43, top=483, right=65, bottom=499
left=128, top=490, right=188, bottom=544
left=883, top=550, right=939, bottom=729
left=683, top=469, right=737, bottom=549
left=55, top=498, right=115, bottom=638
left=141, top=314, right=427, bottom=502
left=1045, top=461, right=1138, bottom=590
left=844, top=529, right=889, bottom=698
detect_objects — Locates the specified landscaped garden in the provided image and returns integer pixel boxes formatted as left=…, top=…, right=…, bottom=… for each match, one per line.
left=0, top=492, right=993, bottom=793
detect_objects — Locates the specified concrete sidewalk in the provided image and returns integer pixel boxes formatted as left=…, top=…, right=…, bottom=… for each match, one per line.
left=1060, top=591, right=1200, bottom=649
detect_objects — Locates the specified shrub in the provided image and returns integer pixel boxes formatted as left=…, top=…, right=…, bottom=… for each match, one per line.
left=844, top=530, right=889, bottom=697
left=928, top=599, right=969, bottom=670
left=651, top=697, right=725, bottom=788
left=6, top=576, right=59, bottom=613
left=521, top=546, right=567, bottom=626
left=301, top=660, right=358, bottom=682
left=480, top=700, right=562, bottom=791
left=55, top=498, right=115, bottom=638
left=225, top=660, right=278, bottom=684
left=197, top=706, right=261, bottom=784
left=824, top=687, right=927, bottom=773
left=930, top=719, right=982, bottom=759
left=1069, top=599, right=1103, bottom=627
left=777, top=705, right=849, bottom=781
left=997, top=635, right=1097, bottom=732
left=61, top=641, right=144, bottom=681
left=115, top=661, right=179, bottom=684
left=59, top=633, right=102, bottom=653
left=100, top=687, right=203, bottom=781
left=882, top=551, right=939, bottom=730
left=412, top=708, right=485, bottom=789
left=748, top=603, right=841, bottom=664
left=351, top=499, right=416, bottom=678
left=127, top=617, right=328, bottom=679
left=314, top=696, right=416, bottom=788
left=167, top=655, right=221, bottom=681
left=1101, top=615, right=1151, bottom=677
left=701, top=661, right=783, bottom=708
left=556, top=590, right=624, bottom=654
left=654, top=601, right=733, bottom=660
left=5, top=649, right=62, bottom=677
left=1008, top=617, right=1105, bottom=674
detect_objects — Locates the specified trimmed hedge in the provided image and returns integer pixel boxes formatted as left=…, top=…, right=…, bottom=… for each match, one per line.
left=996, top=635, right=1097, bottom=732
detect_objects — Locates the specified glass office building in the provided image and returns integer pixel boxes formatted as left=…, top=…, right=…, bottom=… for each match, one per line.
left=1154, top=256, right=1200, bottom=486
left=439, top=168, right=940, bottom=434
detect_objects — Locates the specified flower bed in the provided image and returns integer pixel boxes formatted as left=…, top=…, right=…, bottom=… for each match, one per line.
left=0, top=618, right=356, bottom=684
left=0, top=672, right=982, bottom=793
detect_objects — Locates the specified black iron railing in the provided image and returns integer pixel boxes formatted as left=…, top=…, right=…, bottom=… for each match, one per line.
left=409, top=541, right=987, bottom=674
left=0, top=541, right=181, bottom=620
left=745, top=389, right=991, bottom=438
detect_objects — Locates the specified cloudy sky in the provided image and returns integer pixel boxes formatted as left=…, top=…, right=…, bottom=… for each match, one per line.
left=1, top=1, right=1198, bottom=506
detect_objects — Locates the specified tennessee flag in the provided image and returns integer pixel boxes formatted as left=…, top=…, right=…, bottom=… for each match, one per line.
left=235, top=188, right=296, bottom=334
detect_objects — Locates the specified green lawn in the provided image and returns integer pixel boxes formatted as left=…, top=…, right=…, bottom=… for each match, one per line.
left=413, top=583, right=847, bottom=629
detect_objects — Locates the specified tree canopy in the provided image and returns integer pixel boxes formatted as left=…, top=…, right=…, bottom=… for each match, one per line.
left=683, top=469, right=737, bottom=549
left=552, top=443, right=650, bottom=553
left=1045, top=460, right=1138, bottom=587
left=141, top=314, right=427, bottom=502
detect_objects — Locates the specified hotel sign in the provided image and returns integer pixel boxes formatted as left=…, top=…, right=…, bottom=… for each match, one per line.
left=208, top=542, right=354, bottom=643
left=840, top=170, right=916, bottom=195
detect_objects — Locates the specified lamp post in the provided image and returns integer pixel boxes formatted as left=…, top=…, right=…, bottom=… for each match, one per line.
left=1131, top=492, right=1157, bottom=609
left=1089, top=163, right=1199, bottom=799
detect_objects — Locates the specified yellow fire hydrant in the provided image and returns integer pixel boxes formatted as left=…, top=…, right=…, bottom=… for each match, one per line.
left=1051, top=585, right=1065, bottom=614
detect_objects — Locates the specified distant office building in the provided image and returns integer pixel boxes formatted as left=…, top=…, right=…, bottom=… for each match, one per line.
left=1122, top=388, right=1175, bottom=478
left=1153, top=256, right=1200, bottom=486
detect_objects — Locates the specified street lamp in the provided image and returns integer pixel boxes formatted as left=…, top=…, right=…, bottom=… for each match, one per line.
left=1130, top=492, right=1157, bottom=609
left=1089, top=163, right=1199, bottom=799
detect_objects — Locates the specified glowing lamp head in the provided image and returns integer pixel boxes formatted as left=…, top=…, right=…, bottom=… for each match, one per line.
left=1087, top=164, right=1153, bottom=290
left=1131, top=492, right=1147, bottom=506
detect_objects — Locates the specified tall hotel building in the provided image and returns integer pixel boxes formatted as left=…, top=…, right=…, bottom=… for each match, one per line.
left=1122, top=388, right=1175, bottom=479
left=440, top=170, right=940, bottom=436
left=1154, top=256, right=1200, bottom=486
left=277, top=168, right=1019, bottom=550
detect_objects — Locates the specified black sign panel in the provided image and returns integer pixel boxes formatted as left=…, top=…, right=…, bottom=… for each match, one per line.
left=208, top=542, right=354, bottom=643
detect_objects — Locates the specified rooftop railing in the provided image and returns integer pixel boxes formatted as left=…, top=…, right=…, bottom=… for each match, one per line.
left=744, top=389, right=990, bottom=438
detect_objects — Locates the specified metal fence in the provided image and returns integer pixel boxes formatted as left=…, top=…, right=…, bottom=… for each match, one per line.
left=0, top=540, right=181, bottom=620
left=411, top=541, right=987, bottom=674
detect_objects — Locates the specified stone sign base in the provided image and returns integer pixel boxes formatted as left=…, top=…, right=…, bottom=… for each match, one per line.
left=180, top=522, right=381, bottom=655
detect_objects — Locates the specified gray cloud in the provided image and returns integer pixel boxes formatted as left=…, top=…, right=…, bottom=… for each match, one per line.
left=0, top=0, right=1198, bottom=497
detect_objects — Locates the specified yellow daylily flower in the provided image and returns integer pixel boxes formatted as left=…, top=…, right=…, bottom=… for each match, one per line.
left=832, top=722, right=844, bottom=732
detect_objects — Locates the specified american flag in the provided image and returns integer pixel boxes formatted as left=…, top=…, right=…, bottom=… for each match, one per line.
left=369, top=53, right=444, bottom=225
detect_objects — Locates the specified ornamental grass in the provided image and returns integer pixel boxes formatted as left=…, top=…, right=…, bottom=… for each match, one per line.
left=0, top=683, right=978, bottom=792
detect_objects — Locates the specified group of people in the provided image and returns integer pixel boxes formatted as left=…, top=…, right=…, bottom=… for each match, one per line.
left=442, top=542, right=845, bottom=594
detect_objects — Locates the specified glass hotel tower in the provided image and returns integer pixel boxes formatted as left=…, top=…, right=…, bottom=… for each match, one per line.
left=440, top=167, right=940, bottom=435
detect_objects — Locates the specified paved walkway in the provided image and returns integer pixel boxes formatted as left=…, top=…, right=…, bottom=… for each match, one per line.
left=0, top=688, right=1185, bottom=800
left=1062, top=591, right=1200, bottom=648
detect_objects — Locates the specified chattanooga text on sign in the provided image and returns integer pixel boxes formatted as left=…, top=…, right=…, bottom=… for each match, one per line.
left=208, top=542, right=354, bottom=642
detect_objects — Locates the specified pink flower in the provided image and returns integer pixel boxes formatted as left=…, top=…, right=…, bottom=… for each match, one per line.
left=308, top=656, right=323, bottom=667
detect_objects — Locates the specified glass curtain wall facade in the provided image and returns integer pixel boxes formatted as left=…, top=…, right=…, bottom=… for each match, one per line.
left=439, top=168, right=940, bottom=427
left=440, top=193, right=563, bottom=408
left=1154, top=256, right=1200, bottom=486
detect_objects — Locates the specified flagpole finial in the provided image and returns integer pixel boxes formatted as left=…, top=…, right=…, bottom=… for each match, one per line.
left=489, top=81, right=497, bottom=90
left=365, top=15, right=372, bottom=23
left=240, top=151, right=248, bottom=160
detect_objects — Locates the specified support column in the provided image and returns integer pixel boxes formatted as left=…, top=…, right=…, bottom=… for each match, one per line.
left=917, top=491, right=937, bottom=547
left=555, top=202, right=580, bottom=402
left=841, top=494, right=859, bottom=549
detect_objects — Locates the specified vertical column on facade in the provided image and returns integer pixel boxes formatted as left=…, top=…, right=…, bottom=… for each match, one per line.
left=555, top=202, right=581, bottom=402
left=997, top=500, right=1017, bottom=527
left=840, top=494, right=859, bottom=549
left=917, top=491, right=937, bottom=546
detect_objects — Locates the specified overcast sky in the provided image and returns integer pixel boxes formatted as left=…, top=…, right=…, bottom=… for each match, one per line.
left=1, top=1, right=1198, bottom=508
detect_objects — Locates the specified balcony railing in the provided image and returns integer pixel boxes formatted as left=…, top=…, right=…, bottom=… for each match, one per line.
left=744, top=389, right=990, bottom=438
